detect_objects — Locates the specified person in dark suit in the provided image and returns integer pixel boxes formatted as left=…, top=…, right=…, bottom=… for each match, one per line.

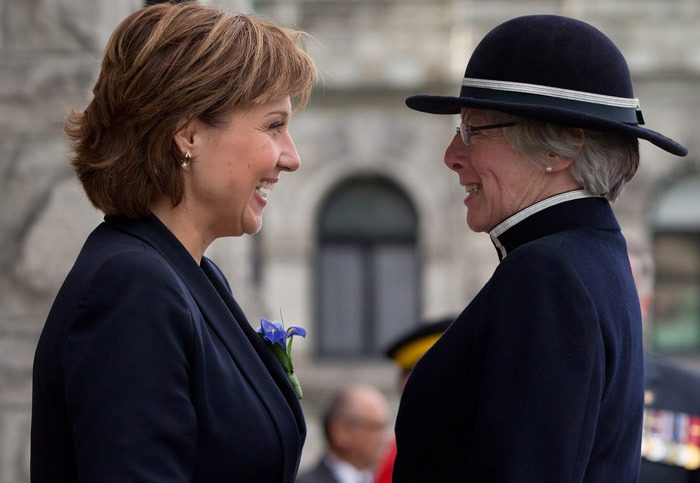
left=297, top=385, right=390, bottom=483
left=392, top=14, right=688, bottom=483
left=628, top=240, right=700, bottom=482
left=30, top=3, right=315, bottom=482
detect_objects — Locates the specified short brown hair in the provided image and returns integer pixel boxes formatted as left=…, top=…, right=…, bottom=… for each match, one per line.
left=66, top=2, right=316, bottom=218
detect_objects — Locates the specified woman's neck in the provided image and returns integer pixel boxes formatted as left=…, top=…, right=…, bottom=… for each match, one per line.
left=150, top=196, right=212, bottom=263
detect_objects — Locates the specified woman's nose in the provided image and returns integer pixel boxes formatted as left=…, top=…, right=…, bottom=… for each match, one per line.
left=444, top=134, right=465, bottom=172
left=279, top=135, right=301, bottom=172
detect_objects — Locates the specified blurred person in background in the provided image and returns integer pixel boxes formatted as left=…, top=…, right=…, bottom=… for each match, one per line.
left=297, top=384, right=390, bottom=483
left=393, top=14, right=688, bottom=483
left=629, top=240, right=700, bottom=482
left=30, top=3, right=315, bottom=482
left=374, top=318, right=452, bottom=483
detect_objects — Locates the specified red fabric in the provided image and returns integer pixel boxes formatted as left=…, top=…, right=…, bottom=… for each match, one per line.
left=374, top=440, right=397, bottom=483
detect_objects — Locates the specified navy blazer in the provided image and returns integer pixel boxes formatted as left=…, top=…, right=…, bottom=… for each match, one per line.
left=31, top=214, right=305, bottom=482
left=393, top=197, right=644, bottom=482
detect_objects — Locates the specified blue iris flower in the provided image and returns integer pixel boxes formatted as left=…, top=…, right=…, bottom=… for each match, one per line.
left=257, top=318, right=307, bottom=399
left=259, top=318, right=287, bottom=347
left=286, top=325, right=307, bottom=339
left=258, top=318, right=306, bottom=351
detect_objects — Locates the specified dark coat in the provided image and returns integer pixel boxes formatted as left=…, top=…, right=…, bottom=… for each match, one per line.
left=295, top=458, right=339, bottom=483
left=31, top=214, right=306, bottom=482
left=393, top=197, right=644, bottom=482
left=640, top=354, right=700, bottom=483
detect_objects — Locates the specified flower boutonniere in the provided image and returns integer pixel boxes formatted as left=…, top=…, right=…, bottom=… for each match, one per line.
left=257, top=318, right=307, bottom=399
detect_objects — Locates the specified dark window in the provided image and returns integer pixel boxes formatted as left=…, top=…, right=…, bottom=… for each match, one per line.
left=316, top=177, right=420, bottom=358
left=650, top=174, right=700, bottom=353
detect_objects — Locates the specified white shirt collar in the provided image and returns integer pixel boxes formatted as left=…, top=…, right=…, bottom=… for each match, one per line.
left=325, top=454, right=373, bottom=483
left=489, top=189, right=597, bottom=258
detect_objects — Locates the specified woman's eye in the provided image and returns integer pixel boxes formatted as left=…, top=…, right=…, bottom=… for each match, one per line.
left=269, top=121, right=286, bottom=131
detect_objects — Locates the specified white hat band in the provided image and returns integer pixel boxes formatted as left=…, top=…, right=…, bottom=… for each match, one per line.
left=463, top=77, right=640, bottom=109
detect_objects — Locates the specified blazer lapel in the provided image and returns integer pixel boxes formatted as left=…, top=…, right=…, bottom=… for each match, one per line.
left=200, top=259, right=307, bottom=462
left=105, top=214, right=304, bottom=482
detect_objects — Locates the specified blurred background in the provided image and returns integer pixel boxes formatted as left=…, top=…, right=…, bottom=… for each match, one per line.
left=0, top=0, right=698, bottom=481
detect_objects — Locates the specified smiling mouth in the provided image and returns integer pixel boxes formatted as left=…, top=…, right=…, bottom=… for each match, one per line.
left=256, top=181, right=274, bottom=200
left=464, top=183, right=481, bottom=194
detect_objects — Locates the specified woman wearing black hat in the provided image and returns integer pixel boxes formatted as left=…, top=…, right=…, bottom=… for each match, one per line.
left=392, top=14, right=687, bottom=483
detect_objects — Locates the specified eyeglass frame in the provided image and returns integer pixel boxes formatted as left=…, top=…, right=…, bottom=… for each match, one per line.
left=455, top=121, right=518, bottom=146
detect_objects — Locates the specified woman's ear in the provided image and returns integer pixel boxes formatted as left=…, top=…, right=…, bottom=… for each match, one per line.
left=546, top=152, right=574, bottom=172
left=173, top=117, right=204, bottom=156
left=545, top=128, right=584, bottom=173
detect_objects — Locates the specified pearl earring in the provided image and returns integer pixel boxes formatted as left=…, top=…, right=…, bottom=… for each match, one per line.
left=181, top=152, right=191, bottom=168
left=545, top=165, right=553, bottom=173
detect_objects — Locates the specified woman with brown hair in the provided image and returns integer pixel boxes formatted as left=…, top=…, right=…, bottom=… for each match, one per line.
left=30, top=3, right=315, bottom=482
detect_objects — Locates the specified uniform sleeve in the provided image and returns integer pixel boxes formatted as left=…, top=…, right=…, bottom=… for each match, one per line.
left=63, top=252, right=197, bottom=482
left=468, top=248, right=606, bottom=481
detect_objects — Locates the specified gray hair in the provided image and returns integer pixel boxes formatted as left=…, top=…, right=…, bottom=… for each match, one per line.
left=502, top=118, right=640, bottom=201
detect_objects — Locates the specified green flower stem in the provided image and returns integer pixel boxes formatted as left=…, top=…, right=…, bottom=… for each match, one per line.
left=287, top=371, right=303, bottom=399
left=269, top=341, right=303, bottom=399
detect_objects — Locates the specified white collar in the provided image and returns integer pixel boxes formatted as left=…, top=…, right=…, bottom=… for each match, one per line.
left=325, top=454, right=373, bottom=483
left=489, top=189, right=597, bottom=257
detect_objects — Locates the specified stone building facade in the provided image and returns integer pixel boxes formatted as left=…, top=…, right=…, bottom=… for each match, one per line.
left=1, top=0, right=698, bottom=480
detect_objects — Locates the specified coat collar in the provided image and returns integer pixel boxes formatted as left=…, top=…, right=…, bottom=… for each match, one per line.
left=199, top=259, right=307, bottom=440
left=104, top=213, right=305, bottom=482
left=489, top=196, right=620, bottom=261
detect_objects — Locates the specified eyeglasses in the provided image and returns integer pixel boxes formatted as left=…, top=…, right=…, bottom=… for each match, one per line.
left=455, top=121, right=518, bottom=146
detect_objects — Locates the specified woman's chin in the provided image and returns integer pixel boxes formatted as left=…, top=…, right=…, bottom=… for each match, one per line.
left=242, top=217, right=263, bottom=236
left=466, top=215, right=486, bottom=233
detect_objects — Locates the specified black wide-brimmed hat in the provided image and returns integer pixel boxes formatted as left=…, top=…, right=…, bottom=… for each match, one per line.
left=406, top=15, right=687, bottom=156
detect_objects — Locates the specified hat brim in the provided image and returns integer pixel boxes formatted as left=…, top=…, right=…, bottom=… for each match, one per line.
left=406, top=94, right=688, bottom=157
left=384, top=319, right=453, bottom=361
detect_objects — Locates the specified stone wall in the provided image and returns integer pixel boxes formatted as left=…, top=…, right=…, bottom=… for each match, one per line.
left=1, top=0, right=698, bottom=480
